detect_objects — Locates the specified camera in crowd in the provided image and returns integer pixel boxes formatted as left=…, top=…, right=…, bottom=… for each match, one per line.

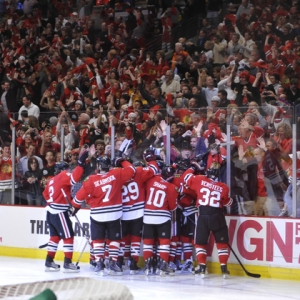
left=29, top=126, right=36, bottom=139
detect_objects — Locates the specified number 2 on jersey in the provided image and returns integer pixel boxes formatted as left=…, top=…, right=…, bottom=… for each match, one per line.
left=47, top=179, right=54, bottom=203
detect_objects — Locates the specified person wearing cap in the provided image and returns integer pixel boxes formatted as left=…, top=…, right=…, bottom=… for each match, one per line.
left=231, top=69, right=260, bottom=109
left=176, top=122, right=186, bottom=136
left=128, top=112, right=137, bottom=123
left=180, top=139, right=193, bottom=159
left=74, top=99, right=83, bottom=108
left=207, top=96, right=227, bottom=124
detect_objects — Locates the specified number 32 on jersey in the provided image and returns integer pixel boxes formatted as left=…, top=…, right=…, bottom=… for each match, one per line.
left=198, top=187, right=221, bottom=208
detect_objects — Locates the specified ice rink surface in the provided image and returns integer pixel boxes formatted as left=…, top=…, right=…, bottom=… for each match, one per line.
left=0, top=257, right=299, bottom=300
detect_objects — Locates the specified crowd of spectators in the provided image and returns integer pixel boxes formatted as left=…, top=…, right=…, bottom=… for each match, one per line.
left=0, top=0, right=299, bottom=217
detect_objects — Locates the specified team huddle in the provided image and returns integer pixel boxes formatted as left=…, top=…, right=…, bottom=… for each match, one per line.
left=42, top=146, right=232, bottom=278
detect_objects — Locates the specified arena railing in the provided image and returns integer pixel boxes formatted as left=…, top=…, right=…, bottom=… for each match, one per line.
left=3, top=106, right=299, bottom=218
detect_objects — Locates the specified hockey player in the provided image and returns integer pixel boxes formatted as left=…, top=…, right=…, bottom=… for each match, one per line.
left=172, top=158, right=198, bottom=273
left=43, top=150, right=89, bottom=273
left=143, top=164, right=178, bottom=276
left=73, top=155, right=136, bottom=276
left=119, top=148, right=159, bottom=274
left=183, top=162, right=233, bottom=278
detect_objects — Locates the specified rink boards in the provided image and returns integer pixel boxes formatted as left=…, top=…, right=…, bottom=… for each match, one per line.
left=0, top=206, right=300, bottom=280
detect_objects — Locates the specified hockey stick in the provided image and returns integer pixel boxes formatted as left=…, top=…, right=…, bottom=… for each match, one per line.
left=228, top=244, right=261, bottom=278
left=39, top=243, right=48, bottom=249
left=75, top=238, right=89, bottom=266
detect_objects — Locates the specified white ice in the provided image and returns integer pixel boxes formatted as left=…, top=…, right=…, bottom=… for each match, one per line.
left=0, top=257, right=299, bottom=300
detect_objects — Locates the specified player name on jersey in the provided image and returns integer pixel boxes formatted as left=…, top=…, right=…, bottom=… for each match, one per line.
left=201, top=180, right=223, bottom=192
left=153, top=181, right=167, bottom=190
left=94, top=175, right=116, bottom=187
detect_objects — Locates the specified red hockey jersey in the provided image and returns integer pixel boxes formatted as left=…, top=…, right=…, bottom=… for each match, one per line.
left=143, top=175, right=178, bottom=225
left=173, top=174, right=198, bottom=216
left=74, top=161, right=135, bottom=222
left=43, top=166, right=84, bottom=214
left=122, top=163, right=158, bottom=221
left=183, top=170, right=232, bottom=209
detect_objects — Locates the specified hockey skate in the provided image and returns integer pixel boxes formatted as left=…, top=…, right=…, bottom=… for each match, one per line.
left=181, top=259, right=193, bottom=273
left=108, top=260, right=123, bottom=276
left=221, top=264, right=230, bottom=279
left=94, top=259, right=105, bottom=276
left=45, top=255, right=60, bottom=272
left=193, top=265, right=208, bottom=276
left=117, top=257, right=124, bottom=271
left=153, top=258, right=161, bottom=275
left=129, top=259, right=140, bottom=275
left=169, top=261, right=177, bottom=272
left=194, top=264, right=206, bottom=278
left=123, top=257, right=130, bottom=271
left=104, top=258, right=110, bottom=272
left=63, top=258, right=80, bottom=273
left=144, top=258, right=151, bottom=276
left=159, top=261, right=175, bottom=276
left=90, top=259, right=97, bottom=271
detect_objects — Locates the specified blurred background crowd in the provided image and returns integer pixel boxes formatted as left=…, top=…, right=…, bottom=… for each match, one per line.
left=0, top=0, right=299, bottom=218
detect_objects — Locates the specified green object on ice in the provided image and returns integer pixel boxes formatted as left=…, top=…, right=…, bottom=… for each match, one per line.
left=29, top=288, right=57, bottom=300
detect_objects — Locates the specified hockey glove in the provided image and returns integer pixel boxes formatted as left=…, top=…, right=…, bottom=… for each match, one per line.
left=190, top=161, right=202, bottom=174
left=68, top=206, right=80, bottom=217
left=114, top=156, right=125, bottom=168
left=78, top=150, right=89, bottom=167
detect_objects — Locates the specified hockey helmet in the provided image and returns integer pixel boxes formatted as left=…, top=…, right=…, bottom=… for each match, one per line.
left=206, top=162, right=220, bottom=181
left=161, top=164, right=175, bottom=182
left=54, top=161, right=69, bottom=175
left=97, top=155, right=111, bottom=172
left=133, top=161, right=146, bottom=168
left=143, top=145, right=156, bottom=162
left=175, top=158, right=190, bottom=171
